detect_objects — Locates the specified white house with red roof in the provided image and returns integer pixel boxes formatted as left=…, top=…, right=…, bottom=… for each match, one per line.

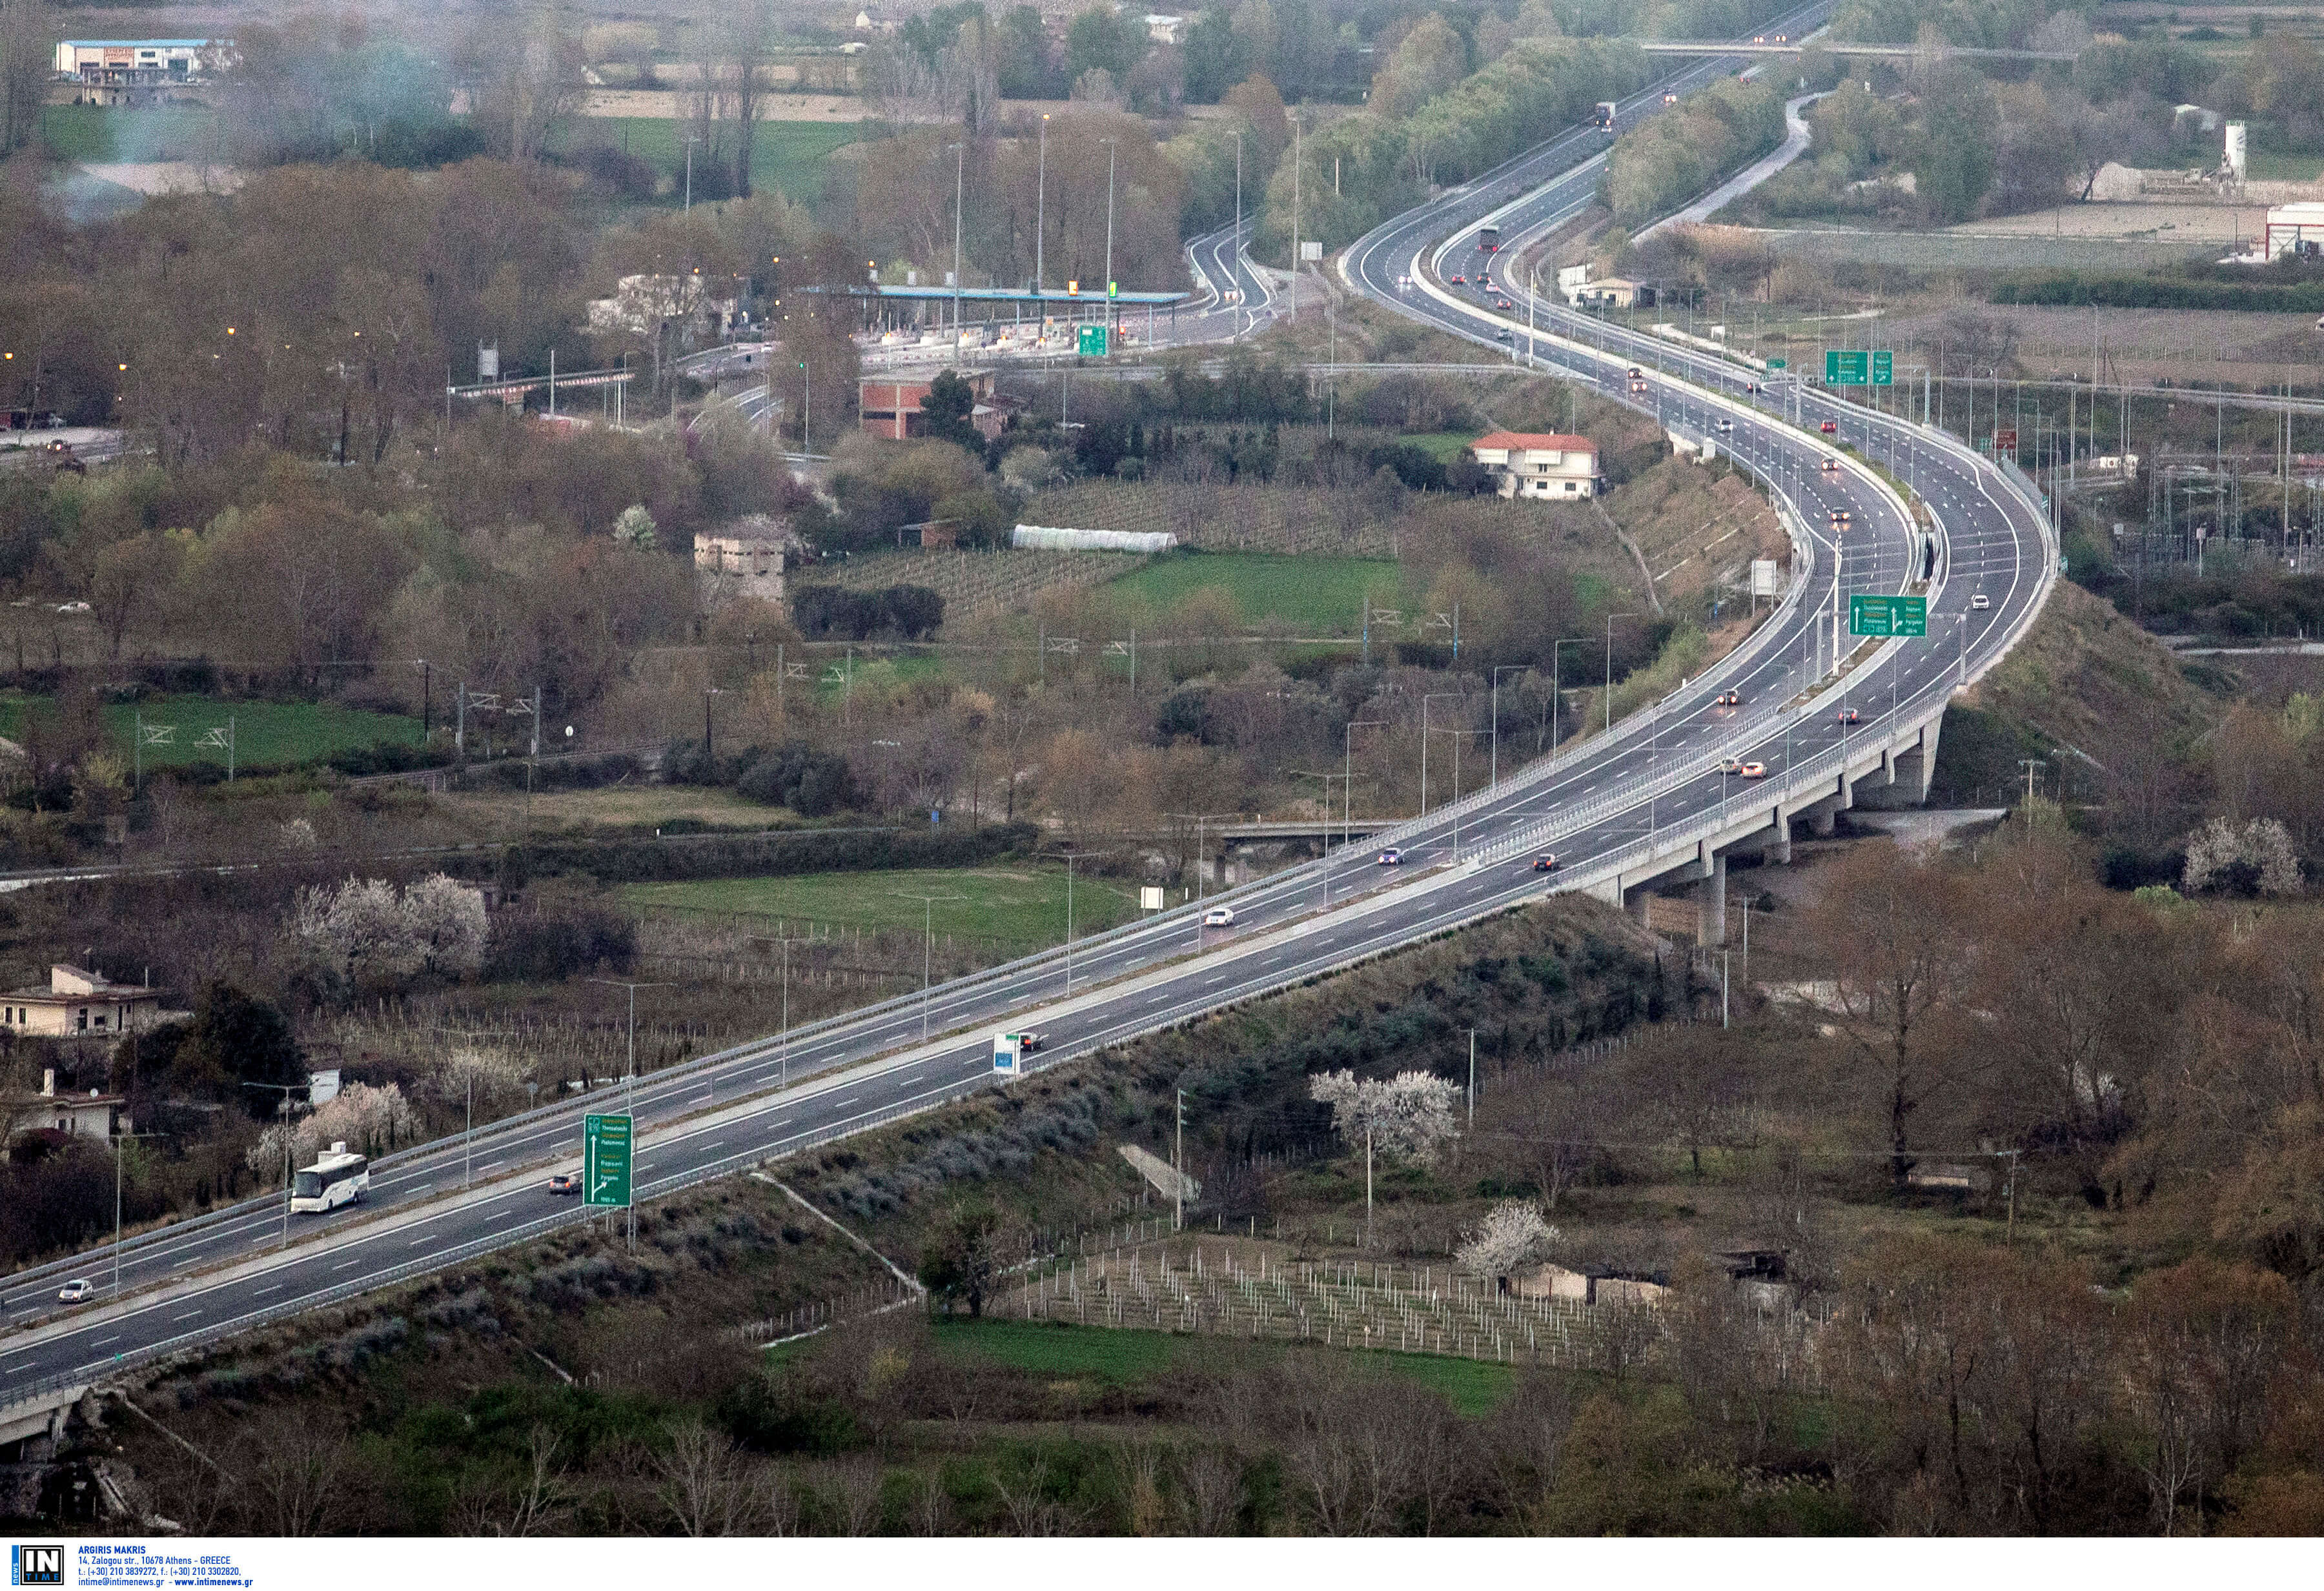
left=1467, top=431, right=1599, bottom=500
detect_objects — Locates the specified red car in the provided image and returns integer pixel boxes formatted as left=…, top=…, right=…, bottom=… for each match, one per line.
left=1820, top=420, right=1839, bottom=434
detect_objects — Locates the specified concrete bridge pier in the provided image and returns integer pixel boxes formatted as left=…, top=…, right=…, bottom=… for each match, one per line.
left=1854, top=717, right=1944, bottom=809
left=1696, top=852, right=1727, bottom=946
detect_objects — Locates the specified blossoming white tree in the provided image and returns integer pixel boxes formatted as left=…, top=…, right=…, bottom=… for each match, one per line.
left=292, top=873, right=489, bottom=986
left=1456, top=1199, right=1560, bottom=1279
left=2182, top=817, right=2302, bottom=897
left=247, top=1080, right=422, bottom=1176
left=1309, top=1068, right=1460, bottom=1244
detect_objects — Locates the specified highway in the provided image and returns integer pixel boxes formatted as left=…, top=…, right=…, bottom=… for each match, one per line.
left=0, top=4, right=2052, bottom=1406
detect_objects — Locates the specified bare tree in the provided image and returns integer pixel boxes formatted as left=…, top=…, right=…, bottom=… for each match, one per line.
left=235, top=1418, right=354, bottom=1536
left=1797, top=844, right=1984, bottom=1186
left=652, top=1419, right=768, bottom=1536
left=0, top=0, right=50, bottom=155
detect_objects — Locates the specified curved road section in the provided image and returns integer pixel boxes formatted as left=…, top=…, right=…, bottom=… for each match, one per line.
left=1, top=7, right=2051, bottom=1406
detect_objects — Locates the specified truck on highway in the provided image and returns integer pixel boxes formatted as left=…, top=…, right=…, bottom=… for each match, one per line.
left=1476, top=225, right=1500, bottom=252
left=290, top=1141, right=370, bottom=1213
left=1593, top=101, right=1618, bottom=132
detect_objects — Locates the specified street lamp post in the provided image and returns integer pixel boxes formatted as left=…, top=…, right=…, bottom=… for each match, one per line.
left=107, top=1128, right=165, bottom=1299
left=1550, top=636, right=1590, bottom=751
left=589, top=980, right=673, bottom=1131
left=1231, top=131, right=1244, bottom=343
left=1165, top=811, right=1236, bottom=943
left=1035, top=114, right=1049, bottom=303
left=1604, top=612, right=1640, bottom=731
left=240, top=1081, right=309, bottom=1252
left=890, top=893, right=966, bottom=1038
left=948, top=141, right=966, bottom=367
left=1489, top=665, right=1531, bottom=788
left=1420, top=691, right=1463, bottom=817
left=683, top=133, right=702, bottom=211
left=1101, top=137, right=1118, bottom=341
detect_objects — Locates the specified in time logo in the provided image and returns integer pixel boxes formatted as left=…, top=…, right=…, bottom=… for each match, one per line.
left=11, top=1545, right=64, bottom=1586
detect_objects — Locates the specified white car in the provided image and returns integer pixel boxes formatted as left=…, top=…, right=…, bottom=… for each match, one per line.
left=1971, top=593, right=1992, bottom=611
left=1716, top=418, right=1734, bottom=433
left=1201, top=906, right=1235, bottom=927
left=57, top=1278, right=94, bottom=1302
left=54, top=600, right=89, bottom=614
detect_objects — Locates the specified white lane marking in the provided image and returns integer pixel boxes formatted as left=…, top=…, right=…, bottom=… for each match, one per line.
left=334, top=1258, right=364, bottom=1270
left=92, top=1335, right=119, bottom=1346
left=172, top=1310, right=201, bottom=1322
left=253, top=1284, right=281, bottom=1295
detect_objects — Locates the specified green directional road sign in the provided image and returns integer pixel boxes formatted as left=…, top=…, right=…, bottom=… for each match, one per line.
left=1826, top=349, right=1868, bottom=385
left=1871, top=349, right=1893, bottom=386
left=1077, top=324, right=1108, bottom=356
left=1850, top=593, right=1928, bottom=638
left=584, top=1113, right=633, bottom=1208
left=1765, top=358, right=1787, bottom=370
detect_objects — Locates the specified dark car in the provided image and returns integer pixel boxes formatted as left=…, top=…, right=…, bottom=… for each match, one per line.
left=1716, top=689, right=1741, bottom=706
left=1450, top=274, right=1465, bottom=285
left=1820, top=420, right=1839, bottom=434
left=1017, top=1031, right=1046, bottom=1053
left=548, top=1173, right=581, bottom=1196
left=1837, top=707, right=1860, bottom=725
left=1532, top=853, right=1560, bottom=872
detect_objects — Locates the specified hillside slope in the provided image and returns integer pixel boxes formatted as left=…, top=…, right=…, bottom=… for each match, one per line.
left=1929, top=579, right=2227, bottom=807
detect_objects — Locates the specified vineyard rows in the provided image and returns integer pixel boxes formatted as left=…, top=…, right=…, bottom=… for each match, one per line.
left=820, top=547, right=1147, bottom=617
left=1006, top=1242, right=1632, bottom=1369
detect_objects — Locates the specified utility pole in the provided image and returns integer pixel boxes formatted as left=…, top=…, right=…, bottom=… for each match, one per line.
left=891, top=892, right=965, bottom=1038
left=683, top=132, right=702, bottom=211
left=1467, top=1029, right=1476, bottom=1129
left=1175, top=1088, right=1188, bottom=1231
left=1035, top=112, right=1049, bottom=303
left=2017, top=757, right=2045, bottom=809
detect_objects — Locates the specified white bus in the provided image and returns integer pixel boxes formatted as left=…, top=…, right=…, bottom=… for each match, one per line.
left=290, top=1141, right=369, bottom=1213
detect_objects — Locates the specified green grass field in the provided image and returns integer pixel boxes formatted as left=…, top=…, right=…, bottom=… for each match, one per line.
left=1104, top=553, right=1402, bottom=633
left=42, top=105, right=223, bottom=163
left=817, top=653, right=948, bottom=702
left=41, top=106, right=867, bottom=208
left=932, top=1317, right=1518, bottom=1417
left=0, top=693, right=419, bottom=771
left=617, top=863, right=1141, bottom=943
left=1397, top=432, right=1480, bottom=463
left=549, top=118, right=872, bottom=205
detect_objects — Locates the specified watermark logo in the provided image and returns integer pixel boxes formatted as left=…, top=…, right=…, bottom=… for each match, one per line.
left=11, top=1546, right=64, bottom=1586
